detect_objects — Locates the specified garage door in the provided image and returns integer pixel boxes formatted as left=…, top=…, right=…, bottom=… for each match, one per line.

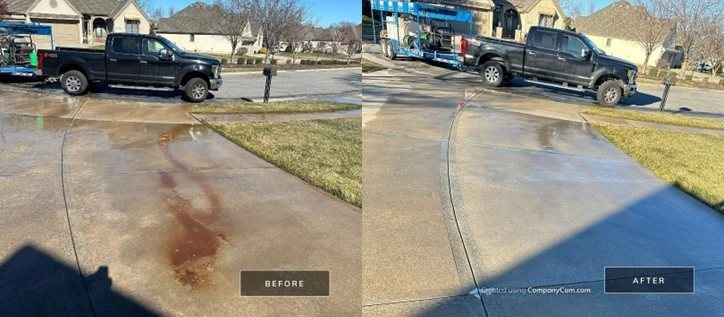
left=30, top=19, right=79, bottom=49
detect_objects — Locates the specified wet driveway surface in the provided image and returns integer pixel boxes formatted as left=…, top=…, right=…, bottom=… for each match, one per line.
left=362, top=69, right=724, bottom=316
left=0, top=89, right=360, bottom=316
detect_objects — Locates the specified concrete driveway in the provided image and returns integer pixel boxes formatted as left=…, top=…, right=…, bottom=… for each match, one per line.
left=362, top=69, right=724, bottom=316
left=0, top=88, right=360, bottom=316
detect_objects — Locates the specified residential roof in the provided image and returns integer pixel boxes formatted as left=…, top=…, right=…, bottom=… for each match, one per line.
left=156, top=1, right=259, bottom=36
left=573, top=0, right=673, bottom=41
left=6, top=0, right=128, bottom=17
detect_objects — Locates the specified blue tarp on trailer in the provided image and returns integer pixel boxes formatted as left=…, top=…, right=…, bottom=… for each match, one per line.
left=0, top=22, right=53, bottom=36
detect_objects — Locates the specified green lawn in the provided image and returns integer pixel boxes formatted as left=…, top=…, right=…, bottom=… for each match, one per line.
left=208, top=117, right=362, bottom=207
left=592, top=123, right=724, bottom=214
left=362, top=59, right=387, bottom=73
left=193, top=100, right=360, bottom=115
left=582, top=107, right=724, bottom=130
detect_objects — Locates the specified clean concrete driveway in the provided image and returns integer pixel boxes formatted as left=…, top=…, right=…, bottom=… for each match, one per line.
left=362, top=69, right=724, bottom=316
left=0, top=89, right=360, bottom=316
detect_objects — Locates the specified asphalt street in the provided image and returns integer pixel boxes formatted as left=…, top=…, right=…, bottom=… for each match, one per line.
left=0, top=89, right=361, bottom=316
left=0, top=67, right=361, bottom=103
left=362, top=44, right=724, bottom=116
left=362, top=68, right=724, bottom=316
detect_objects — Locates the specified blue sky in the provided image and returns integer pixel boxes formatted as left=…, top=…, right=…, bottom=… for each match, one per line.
left=152, top=0, right=360, bottom=27
left=558, top=0, right=618, bottom=16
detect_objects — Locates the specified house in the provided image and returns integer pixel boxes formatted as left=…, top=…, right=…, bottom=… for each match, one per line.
left=388, top=0, right=565, bottom=41
left=573, top=1, right=684, bottom=68
left=156, top=2, right=263, bottom=55
left=4, top=0, right=152, bottom=48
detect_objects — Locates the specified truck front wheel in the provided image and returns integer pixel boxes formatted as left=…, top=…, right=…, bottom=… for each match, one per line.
left=596, top=80, right=622, bottom=107
left=481, top=61, right=504, bottom=87
left=60, top=70, right=88, bottom=96
left=183, top=77, right=209, bottom=103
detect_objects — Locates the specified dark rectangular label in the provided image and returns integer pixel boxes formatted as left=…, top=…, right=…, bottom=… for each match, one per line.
left=604, top=267, right=694, bottom=294
left=240, top=271, right=330, bottom=296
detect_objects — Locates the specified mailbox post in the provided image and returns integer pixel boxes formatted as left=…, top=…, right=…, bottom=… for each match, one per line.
left=659, top=75, right=676, bottom=111
left=262, top=65, right=277, bottom=103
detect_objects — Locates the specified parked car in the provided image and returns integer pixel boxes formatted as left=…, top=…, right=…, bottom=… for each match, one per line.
left=695, top=62, right=712, bottom=73
left=459, top=26, right=638, bottom=106
left=37, top=33, right=222, bottom=102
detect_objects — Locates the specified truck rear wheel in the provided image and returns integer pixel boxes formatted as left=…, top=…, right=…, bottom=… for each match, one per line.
left=481, top=61, right=504, bottom=87
left=596, top=80, right=622, bottom=107
left=183, top=77, right=209, bottom=103
left=386, top=41, right=396, bottom=60
left=60, top=70, right=88, bottom=96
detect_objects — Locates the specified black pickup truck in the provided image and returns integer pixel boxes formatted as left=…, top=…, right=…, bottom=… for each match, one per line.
left=459, top=26, right=637, bottom=106
left=37, top=33, right=222, bottom=102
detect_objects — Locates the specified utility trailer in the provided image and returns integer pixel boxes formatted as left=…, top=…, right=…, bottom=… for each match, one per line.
left=0, top=22, right=53, bottom=78
left=369, top=0, right=474, bottom=70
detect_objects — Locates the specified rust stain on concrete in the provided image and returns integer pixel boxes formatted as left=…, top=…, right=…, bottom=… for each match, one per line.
left=157, top=125, right=227, bottom=290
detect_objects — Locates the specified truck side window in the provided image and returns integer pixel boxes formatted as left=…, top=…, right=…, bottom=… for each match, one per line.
left=532, top=31, right=556, bottom=50
left=561, top=35, right=586, bottom=57
left=143, top=39, right=166, bottom=57
left=112, top=37, right=139, bottom=55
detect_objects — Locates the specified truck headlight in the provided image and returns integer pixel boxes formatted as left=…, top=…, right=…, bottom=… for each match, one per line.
left=212, top=65, right=220, bottom=78
left=627, top=69, right=637, bottom=84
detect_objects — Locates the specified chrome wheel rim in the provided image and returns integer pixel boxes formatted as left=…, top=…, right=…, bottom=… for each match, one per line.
left=66, top=76, right=81, bottom=92
left=191, top=83, right=205, bottom=99
left=484, top=66, right=499, bottom=83
left=604, top=87, right=618, bottom=103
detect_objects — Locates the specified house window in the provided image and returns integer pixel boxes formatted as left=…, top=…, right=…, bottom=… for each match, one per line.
left=606, top=38, right=612, bottom=47
left=492, top=5, right=502, bottom=34
left=190, top=34, right=195, bottom=42
left=93, top=18, right=107, bottom=38
left=539, top=14, right=554, bottom=27
left=125, top=20, right=140, bottom=34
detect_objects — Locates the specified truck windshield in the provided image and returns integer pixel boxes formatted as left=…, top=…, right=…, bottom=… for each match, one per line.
left=580, top=34, right=606, bottom=55
left=158, top=36, right=185, bottom=55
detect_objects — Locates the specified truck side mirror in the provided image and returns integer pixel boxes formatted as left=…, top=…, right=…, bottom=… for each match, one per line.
left=159, top=48, right=173, bottom=60
left=581, top=48, right=591, bottom=60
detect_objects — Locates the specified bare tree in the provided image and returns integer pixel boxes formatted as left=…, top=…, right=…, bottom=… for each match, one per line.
left=167, top=6, right=176, bottom=18
left=327, top=24, right=342, bottom=61
left=558, top=0, right=583, bottom=19
left=245, top=0, right=307, bottom=63
left=587, top=2, right=596, bottom=15
left=699, top=22, right=724, bottom=76
left=655, top=0, right=724, bottom=76
left=214, top=0, right=248, bottom=62
left=136, top=0, right=157, bottom=14
left=337, top=22, right=362, bottom=63
left=150, top=7, right=164, bottom=21
left=283, top=22, right=311, bottom=64
left=632, top=1, right=671, bottom=73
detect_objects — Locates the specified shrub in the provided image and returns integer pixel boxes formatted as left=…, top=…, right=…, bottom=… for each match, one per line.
left=256, top=58, right=263, bottom=64
left=317, top=60, right=323, bottom=65
left=703, top=76, right=710, bottom=83
left=655, top=69, right=666, bottom=77
left=668, top=71, right=677, bottom=78
left=246, top=58, right=254, bottom=65
left=236, top=47, right=248, bottom=56
left=719, top=78, right=724, bottom=86
left=270, top=59, right=278, bottom=65
left=237, top=57, right=246, bottom=64
left=221, top=58, right=228, bottom=64
left=258, top=47, right=268, bottom=54
left=285, top=59, right=291, bottom=64
left=685, top=74, right=693, bottom=81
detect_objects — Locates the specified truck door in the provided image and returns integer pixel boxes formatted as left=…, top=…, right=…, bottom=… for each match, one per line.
left=525, top=29, right=559, bottom=80
left=139, top=38, right=177, bottom=85
left=107, top=36, right=140, bottom=83
left=557, top=35, right=593, bottom=86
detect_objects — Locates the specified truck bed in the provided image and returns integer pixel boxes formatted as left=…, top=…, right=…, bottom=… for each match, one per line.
left=38, top=48, right=105, bottom=80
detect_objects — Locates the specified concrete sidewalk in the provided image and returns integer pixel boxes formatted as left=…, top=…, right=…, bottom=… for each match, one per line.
left=0, top=89, right=361, bottom=317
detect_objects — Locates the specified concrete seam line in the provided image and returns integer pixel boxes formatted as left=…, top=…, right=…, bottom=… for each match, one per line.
left=362, top=293, right=473, bottom=308
left=445, top=89, right=489, bottom=317
left=59, top=99, right=97, bottom=317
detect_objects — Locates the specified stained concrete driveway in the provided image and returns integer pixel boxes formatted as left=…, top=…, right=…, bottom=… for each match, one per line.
left=0, top=88, right=360, bottom=316
left=362, top=69, right=724, bottom=316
